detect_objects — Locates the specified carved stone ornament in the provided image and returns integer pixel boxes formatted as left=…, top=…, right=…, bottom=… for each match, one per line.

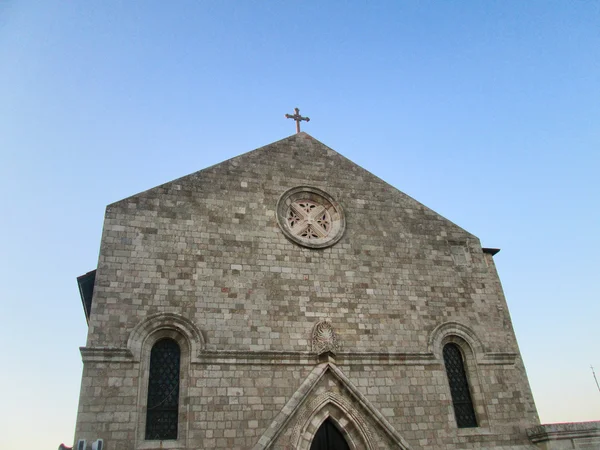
left=312, top=320, right=340, bottom=355
left=276, top=186, right=345, bottom=249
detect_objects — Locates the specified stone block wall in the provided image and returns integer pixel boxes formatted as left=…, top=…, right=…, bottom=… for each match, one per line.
left=73, top=133, right=542, bottom=449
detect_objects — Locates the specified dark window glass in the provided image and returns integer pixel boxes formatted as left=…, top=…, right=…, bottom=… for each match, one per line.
left=443, top=343, right=477, bottom=428
left=145, top=339, right=180, bottom=440
left=310, top=418, right=350, bottom=450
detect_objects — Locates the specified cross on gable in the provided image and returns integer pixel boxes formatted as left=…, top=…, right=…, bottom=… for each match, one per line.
left=285, top=107, right=310, bottom=133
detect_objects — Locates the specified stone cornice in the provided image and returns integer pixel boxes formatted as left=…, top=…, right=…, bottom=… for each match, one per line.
left=79, top=347, right=516, bottom=366
left=527, top=421, right=600, bottom=443
left=196, top=351, right=438, bottom=366
left=80, top=346, right=134, bottom=362
left=477, top=352, right=518, bottom=365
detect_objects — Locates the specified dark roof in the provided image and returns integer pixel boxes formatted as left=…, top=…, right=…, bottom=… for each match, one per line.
left=77, top=270, right=96, bottom=324
left=482, top=248, right=500, bottom=256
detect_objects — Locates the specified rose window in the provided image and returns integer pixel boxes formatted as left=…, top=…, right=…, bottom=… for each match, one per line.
left=277, top=187, right=345, bottom=249
left=286, top=200, right=332, bottom=240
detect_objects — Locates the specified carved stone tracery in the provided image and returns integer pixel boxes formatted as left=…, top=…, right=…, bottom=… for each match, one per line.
left=312, top=320, right=340, bottom=355
left=276, top=186, right=345, bottom=249
left=290, top=391, right=374, bottom=450
left=287, top=200, right=332, bottom=240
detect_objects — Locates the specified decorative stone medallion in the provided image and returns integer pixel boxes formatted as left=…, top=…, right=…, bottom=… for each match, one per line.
left=312, top=319, right=340, bottom=355
left=276, top=186, right=345, bottom=249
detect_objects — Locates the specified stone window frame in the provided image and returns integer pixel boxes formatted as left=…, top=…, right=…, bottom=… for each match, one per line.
left=294, top=400, right=372, bottom=450
left=136, top=329, right=190, bottom=449
left=443, top=342, right=478, bottom=428
left=128, top=313, right=204, bottom=450
left=276, top=186, right=346, bottom=249
left=429, top=322, right=490, bottom=431
left=145, top=337, right=181, bottom=441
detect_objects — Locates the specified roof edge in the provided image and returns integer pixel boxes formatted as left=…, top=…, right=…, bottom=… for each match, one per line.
left=482, top=248, right=501, bottom=256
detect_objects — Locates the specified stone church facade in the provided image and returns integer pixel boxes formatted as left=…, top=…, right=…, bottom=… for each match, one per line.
left=68, top=133, right=599, bottom=450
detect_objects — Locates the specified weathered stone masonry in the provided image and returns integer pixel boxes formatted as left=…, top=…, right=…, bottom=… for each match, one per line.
left=70, top=133, right=598, bottom=450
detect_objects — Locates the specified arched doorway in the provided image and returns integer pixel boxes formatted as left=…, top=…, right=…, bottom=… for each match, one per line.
left=310, top=419, right=350, bottom=450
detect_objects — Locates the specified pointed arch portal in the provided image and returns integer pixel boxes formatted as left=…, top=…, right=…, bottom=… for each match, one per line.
left=310, top=419, right=350, bottom=450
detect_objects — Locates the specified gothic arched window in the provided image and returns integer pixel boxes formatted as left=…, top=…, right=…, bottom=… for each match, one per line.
left=443, top=343, right=477, bottom=428
left=310, top=418, right=350, bottom=450
left=145, top=338, right=181, bottom=440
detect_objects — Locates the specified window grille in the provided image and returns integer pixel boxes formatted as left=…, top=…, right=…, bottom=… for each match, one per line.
left=443, top=343, right=477, bottom=428
left=145, top=338, right=180, bottom=440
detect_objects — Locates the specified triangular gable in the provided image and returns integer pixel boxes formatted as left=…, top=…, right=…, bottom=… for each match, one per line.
left=107, top=132, right=474, bottom=239
left=253, top=362, right=411, bottom=449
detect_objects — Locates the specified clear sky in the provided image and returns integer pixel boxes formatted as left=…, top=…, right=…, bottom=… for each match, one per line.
left=1, top=1, right=599, bottom=447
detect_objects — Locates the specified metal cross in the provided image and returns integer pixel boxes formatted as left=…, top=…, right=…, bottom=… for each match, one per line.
left=285, top=107, right=310, bottom=133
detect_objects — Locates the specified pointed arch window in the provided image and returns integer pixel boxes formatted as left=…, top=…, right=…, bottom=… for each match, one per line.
left=310, top=418, right=350, bottom=450
left=145, top=338, right=180, bottom=440
left=443, top=343, right=477, bottom=428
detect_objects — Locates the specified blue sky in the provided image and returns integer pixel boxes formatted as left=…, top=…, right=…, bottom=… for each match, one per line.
left=1, top=1, right=599, bottom=447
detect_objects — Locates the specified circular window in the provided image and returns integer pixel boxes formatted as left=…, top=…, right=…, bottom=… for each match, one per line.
left=276, top=186, right=345, bottom=249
